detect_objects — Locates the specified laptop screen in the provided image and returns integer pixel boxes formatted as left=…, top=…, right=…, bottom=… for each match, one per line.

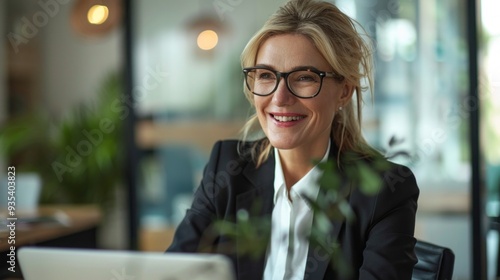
left=18, top=247, right=235, bottom=280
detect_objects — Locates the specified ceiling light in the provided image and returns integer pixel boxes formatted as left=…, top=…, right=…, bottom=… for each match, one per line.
left=71, top=0, right=121, bottom=37
left=197, top=30, right=218, bottom=51
left=87, top=5, right=109, bottom=25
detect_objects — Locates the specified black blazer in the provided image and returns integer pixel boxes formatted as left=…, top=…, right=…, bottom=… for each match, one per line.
left=167, top=140, right=419, bottom=280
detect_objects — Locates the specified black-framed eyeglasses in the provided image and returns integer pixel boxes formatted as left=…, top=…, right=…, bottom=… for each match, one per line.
left=243, top=66, right=344, bottom=99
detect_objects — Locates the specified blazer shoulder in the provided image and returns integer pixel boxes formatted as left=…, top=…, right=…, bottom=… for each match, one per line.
left=210, top=139, right=265, bottom=163
left=381, top=161, right=419, bottom=195
left=341, top=152, right=419, bottom=195
left=210, top=140, right=243, bottom=160
left=205, top=139, right=262, bottom=174
left=352, top=153, right=419, bottom=194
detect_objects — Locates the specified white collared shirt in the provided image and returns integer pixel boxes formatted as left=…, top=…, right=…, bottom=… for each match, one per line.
left=263, top=142, right=330, bottom=280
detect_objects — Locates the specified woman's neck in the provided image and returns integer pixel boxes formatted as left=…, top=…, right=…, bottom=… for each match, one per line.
left=277, top=140, right=330, bottom=189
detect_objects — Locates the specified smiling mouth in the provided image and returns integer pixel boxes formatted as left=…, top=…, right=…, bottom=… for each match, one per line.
left=271, top=114, right=305, bottom=122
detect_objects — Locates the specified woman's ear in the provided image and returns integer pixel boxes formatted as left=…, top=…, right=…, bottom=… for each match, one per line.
left=339, top=83, right=354, bottom=103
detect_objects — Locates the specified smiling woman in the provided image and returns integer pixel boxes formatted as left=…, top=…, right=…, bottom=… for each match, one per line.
left=249, top=34, right=349, bottom=178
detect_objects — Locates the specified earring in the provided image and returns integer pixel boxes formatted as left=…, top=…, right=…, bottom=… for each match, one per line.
left=338, top=106, right=343, bottom=111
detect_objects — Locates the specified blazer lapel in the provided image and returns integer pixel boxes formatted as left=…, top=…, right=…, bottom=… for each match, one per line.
left=304, top=142, right=349, bottom=279
left=303, top=199, right=346, bottom=279
left=235, top=154, right=275, bottom=280
left=234, top=142, right=349, bottom=280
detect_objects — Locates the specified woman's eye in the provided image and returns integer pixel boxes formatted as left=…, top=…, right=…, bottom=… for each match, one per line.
left=258, top=72, right=275, bottom=80
left=296, top=74, right=317, bottom=82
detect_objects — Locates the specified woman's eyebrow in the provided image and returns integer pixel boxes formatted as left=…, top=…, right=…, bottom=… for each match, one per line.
left=254, top=63, right=275, bottom=69
left=290, top=65, right=320, bottom=71
left=253, top=64, right=322, bottom=71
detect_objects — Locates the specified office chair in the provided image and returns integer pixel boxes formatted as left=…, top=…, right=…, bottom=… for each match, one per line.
left=412, top=240, right=455, bottom=280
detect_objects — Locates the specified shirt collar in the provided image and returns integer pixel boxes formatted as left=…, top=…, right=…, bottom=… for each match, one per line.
left=273, top=141, right=331, bottom=206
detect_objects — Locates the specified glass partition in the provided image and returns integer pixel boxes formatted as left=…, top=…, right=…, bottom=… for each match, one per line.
left=481, top=0, right=500, bottom=278
left=131, top=2, right=474, bottom=278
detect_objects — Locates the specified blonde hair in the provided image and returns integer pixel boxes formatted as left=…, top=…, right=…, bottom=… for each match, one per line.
left=240, top=0, right=378, bottom=166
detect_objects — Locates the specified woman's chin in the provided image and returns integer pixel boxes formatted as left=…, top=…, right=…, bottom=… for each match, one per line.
left=267, top=138, right=299, bottom=150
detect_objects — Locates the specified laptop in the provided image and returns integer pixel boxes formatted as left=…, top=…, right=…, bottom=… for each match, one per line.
left=18, top=247, right=235, bottom=280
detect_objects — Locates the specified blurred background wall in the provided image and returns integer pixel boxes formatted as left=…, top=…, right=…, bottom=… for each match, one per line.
left=39, top=1, right=122, bottom=116
left=4, top=0, right=122, bottom=118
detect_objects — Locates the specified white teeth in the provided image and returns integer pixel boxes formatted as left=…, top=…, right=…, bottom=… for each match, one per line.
left=273, top=115, right=304, bottom=122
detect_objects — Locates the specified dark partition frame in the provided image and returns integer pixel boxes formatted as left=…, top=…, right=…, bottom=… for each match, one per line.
left=123, top=0, right=139, bottom=251
left=467, top=0, right=486, bottom=279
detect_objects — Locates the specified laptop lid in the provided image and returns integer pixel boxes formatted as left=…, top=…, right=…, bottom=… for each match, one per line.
left=18, top=247, right=235, bottom=280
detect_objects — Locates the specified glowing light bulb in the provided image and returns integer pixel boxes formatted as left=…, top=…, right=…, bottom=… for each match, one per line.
left=197, top=30, right=218, bottom=50
left=87, top=5, right=109, bottom=25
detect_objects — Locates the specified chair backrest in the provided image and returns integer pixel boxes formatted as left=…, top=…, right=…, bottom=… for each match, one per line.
left=412, top=240, right=455, bottom=280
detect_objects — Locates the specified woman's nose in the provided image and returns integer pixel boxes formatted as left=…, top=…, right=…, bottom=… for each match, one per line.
left=272, top=78, right=295, bottom=106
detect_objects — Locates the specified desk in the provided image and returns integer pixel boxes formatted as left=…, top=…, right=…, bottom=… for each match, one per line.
left=0, top=205, right=101, bottom=251
left=0, top=205, right=101, bottom=279
left=140, top=226, right=176, bottom=252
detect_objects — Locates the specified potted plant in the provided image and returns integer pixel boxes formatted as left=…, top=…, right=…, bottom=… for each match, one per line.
left=0, top=72, right=124, bottom=209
